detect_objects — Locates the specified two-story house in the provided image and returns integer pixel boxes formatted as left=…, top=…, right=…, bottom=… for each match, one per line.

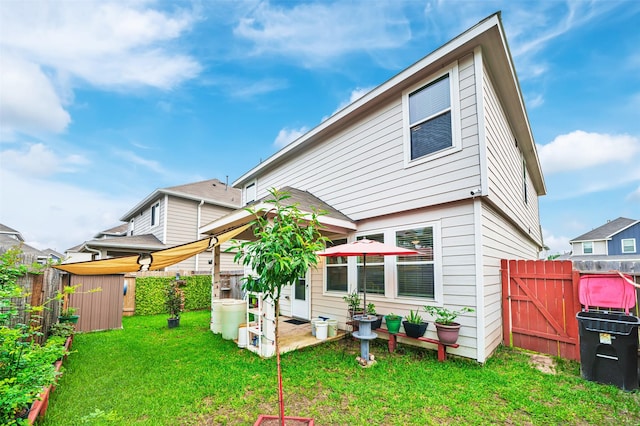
left=66, top=179, right=242, bottom=271
left=200, top=13, right=546, bottom=362
left=569, top=217, right=640, bottom=259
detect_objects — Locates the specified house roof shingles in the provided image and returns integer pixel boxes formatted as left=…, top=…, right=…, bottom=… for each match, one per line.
left=570, top=217, right=638, bottom=242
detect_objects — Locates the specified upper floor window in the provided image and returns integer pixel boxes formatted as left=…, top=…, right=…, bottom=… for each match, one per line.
left=151, top=202, right=160, bottom=227
left=622, top=238, right=636, bottom=254
left=583, top=241, right=593, bottom=254
left=396, top=227, right=435, bottom=298
left=128, top=219, right=135, bottom=236
left=325, top=238, right=348, bottom=292
left=244, top=181, right=256, bottom=205
left=357, top=234, right=385, bottom=295
left=402, top=65, right=461, bottom=169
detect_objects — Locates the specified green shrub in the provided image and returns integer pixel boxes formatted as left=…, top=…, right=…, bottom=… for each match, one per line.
left=182, top=275, right=211, bottom=311
left=135, top=277, right=167, bottom=315
left=135, top=275, right=211, bottom=316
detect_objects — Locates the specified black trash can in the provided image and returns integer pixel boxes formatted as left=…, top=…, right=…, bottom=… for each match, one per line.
left=576, top=311, right=640, bottom=391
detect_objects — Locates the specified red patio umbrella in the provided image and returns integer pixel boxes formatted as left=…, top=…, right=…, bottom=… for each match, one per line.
left=317, top=238, right=420, bottom=312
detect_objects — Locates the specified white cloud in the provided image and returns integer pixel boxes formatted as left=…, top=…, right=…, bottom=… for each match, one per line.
left=274, top=127, right=309, bottom=148
left=113, top=150, right=166, bottom=174
left=0, top=143, right=89, bottom=177
left=0, top=168, right=134, bottom=252
left=526, top=93, right=544, bottom=109
left=0, top=1, right=200, bottom=139
left=541, top=227, right=571, bottom=257
left=0, top=56, right=71, bottom=137
left=538, top=131, right=640, bottom=175
left=233, top=1, right=411, bottom=66
left=333, top=87, right=373, bottom=115
left=627, top=185, right=640, bottom=202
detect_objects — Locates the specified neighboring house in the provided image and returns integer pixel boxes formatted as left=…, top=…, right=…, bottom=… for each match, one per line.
left=0, top=223, right=56, bottom=263
left=201, top=13, right=546, bottom=362
left=66, top=179, right=242, bottom=271
left=569, top=217, right=640, bottom=260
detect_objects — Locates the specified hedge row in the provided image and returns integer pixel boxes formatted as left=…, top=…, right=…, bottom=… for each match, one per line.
left=135, top=275, right=211, bottom=316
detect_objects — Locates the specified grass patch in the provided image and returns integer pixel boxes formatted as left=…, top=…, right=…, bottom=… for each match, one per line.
left=42, top=311, right=640, bottom=425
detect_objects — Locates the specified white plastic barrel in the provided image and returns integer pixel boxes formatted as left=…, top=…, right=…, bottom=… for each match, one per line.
left=211, top=299, right=225, bottom=334
left=221, top=300, right=246, bottom=340
left=327, top=319, right=338, bottom=337
left=316, top=321, right=328, bottom=340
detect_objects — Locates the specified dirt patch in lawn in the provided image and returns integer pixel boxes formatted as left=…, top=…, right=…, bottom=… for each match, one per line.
left=528, top=353, right=556, bottom=375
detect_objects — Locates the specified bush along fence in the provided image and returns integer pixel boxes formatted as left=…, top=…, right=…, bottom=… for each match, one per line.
left=134, top=274, right=212, bottom=316
left=0, top=247, right=73, bottom=424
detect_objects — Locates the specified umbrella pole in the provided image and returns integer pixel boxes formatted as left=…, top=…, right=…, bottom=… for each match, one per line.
left=362, top=254, right=366, bottom=314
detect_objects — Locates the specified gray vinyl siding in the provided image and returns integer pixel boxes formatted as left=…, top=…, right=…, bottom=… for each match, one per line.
left=483, top=64, right=542, bottom=246
left=481, top=202, right=539, bottom=357
left=165, top=197, right=237, bottom=271
left=251, top=54, right=481, bottom=221
left=133, top=198, right=164, bottom=241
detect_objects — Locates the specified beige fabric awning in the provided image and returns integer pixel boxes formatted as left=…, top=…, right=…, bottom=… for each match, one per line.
left=54, top=223, right=252, bottom=275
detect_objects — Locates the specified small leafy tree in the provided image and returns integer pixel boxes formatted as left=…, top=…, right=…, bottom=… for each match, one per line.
left=229, top=188, right=327, bottom=425
left=165, top=280, right=185, bottom=320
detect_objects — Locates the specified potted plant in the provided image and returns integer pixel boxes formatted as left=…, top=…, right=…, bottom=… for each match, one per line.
left=423, top=305, right=474, bottom=344
left=55, top=283, right=102, bottom=324
left=342, top=291, right=363, bottom=318
left=56, top=284, right=82, bottom=323
left=384, top=313, right=402, bottom=334
left=165, top=279, right=185, bottom=328
left=367, top=303, right=383, bottom=330
left=229, top=188, right=326, bottom=425
left=402, top=308, right=428, bottom=338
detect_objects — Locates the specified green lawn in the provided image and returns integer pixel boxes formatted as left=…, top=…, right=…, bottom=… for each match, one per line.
left=41, top=310, right=640, bottom=425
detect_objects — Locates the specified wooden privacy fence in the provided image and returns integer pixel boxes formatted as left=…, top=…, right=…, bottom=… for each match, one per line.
left=502, top=259, right=582, bottom=360
left=11, top=267, right=63, bottom=343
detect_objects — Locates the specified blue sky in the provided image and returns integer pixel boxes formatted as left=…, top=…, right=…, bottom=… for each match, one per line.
left=1, top=0, right=639, bottom=255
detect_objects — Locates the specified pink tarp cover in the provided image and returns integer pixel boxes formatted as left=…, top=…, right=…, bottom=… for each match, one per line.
left=579, top=273, right=637, bottom=314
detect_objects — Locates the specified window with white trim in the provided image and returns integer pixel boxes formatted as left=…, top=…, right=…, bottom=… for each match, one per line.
left=128, top=219, right=135, bottom=236
left=403, top=66, right=459, bottom=164
left=151, top=202, right=160, bottom=227
left=622, top=238, right=636, bottom=254
left=244, top=181, right=256, bottom=205
left=325, top=238, right=348, bottom=292
left=583, top=241, right=593, bottom=254
left=396, top=226, right=435, bottom=298
left=357, top=234, right=385, bottom=295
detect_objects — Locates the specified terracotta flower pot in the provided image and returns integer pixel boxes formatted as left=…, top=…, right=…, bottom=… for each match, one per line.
left=435, top=322, right=461, bottom=344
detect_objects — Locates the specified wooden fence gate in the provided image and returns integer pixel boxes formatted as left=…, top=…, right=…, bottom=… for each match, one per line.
left=501, top=259, right=581, bottom=360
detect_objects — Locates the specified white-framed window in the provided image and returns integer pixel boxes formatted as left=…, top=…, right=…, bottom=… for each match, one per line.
left=403, top=65, right=460, bottom=166
left=583, top=241, right=593, bottom=254
left=396, top=226, right=436, bottom=299
left=244, top=181, right=257, bottom=205
left=325, top=238, right=348, bottom=292
left=151, top=202, right=160, bottom=227
left=357, top=234, right=385, bottom=295
left=621, top=238, right=636, bottom=254
left=128, top=219, right=135, bottom=236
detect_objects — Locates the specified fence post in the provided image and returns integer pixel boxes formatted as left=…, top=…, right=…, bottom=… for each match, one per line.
left=501, top=259, right=511, bottom=347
